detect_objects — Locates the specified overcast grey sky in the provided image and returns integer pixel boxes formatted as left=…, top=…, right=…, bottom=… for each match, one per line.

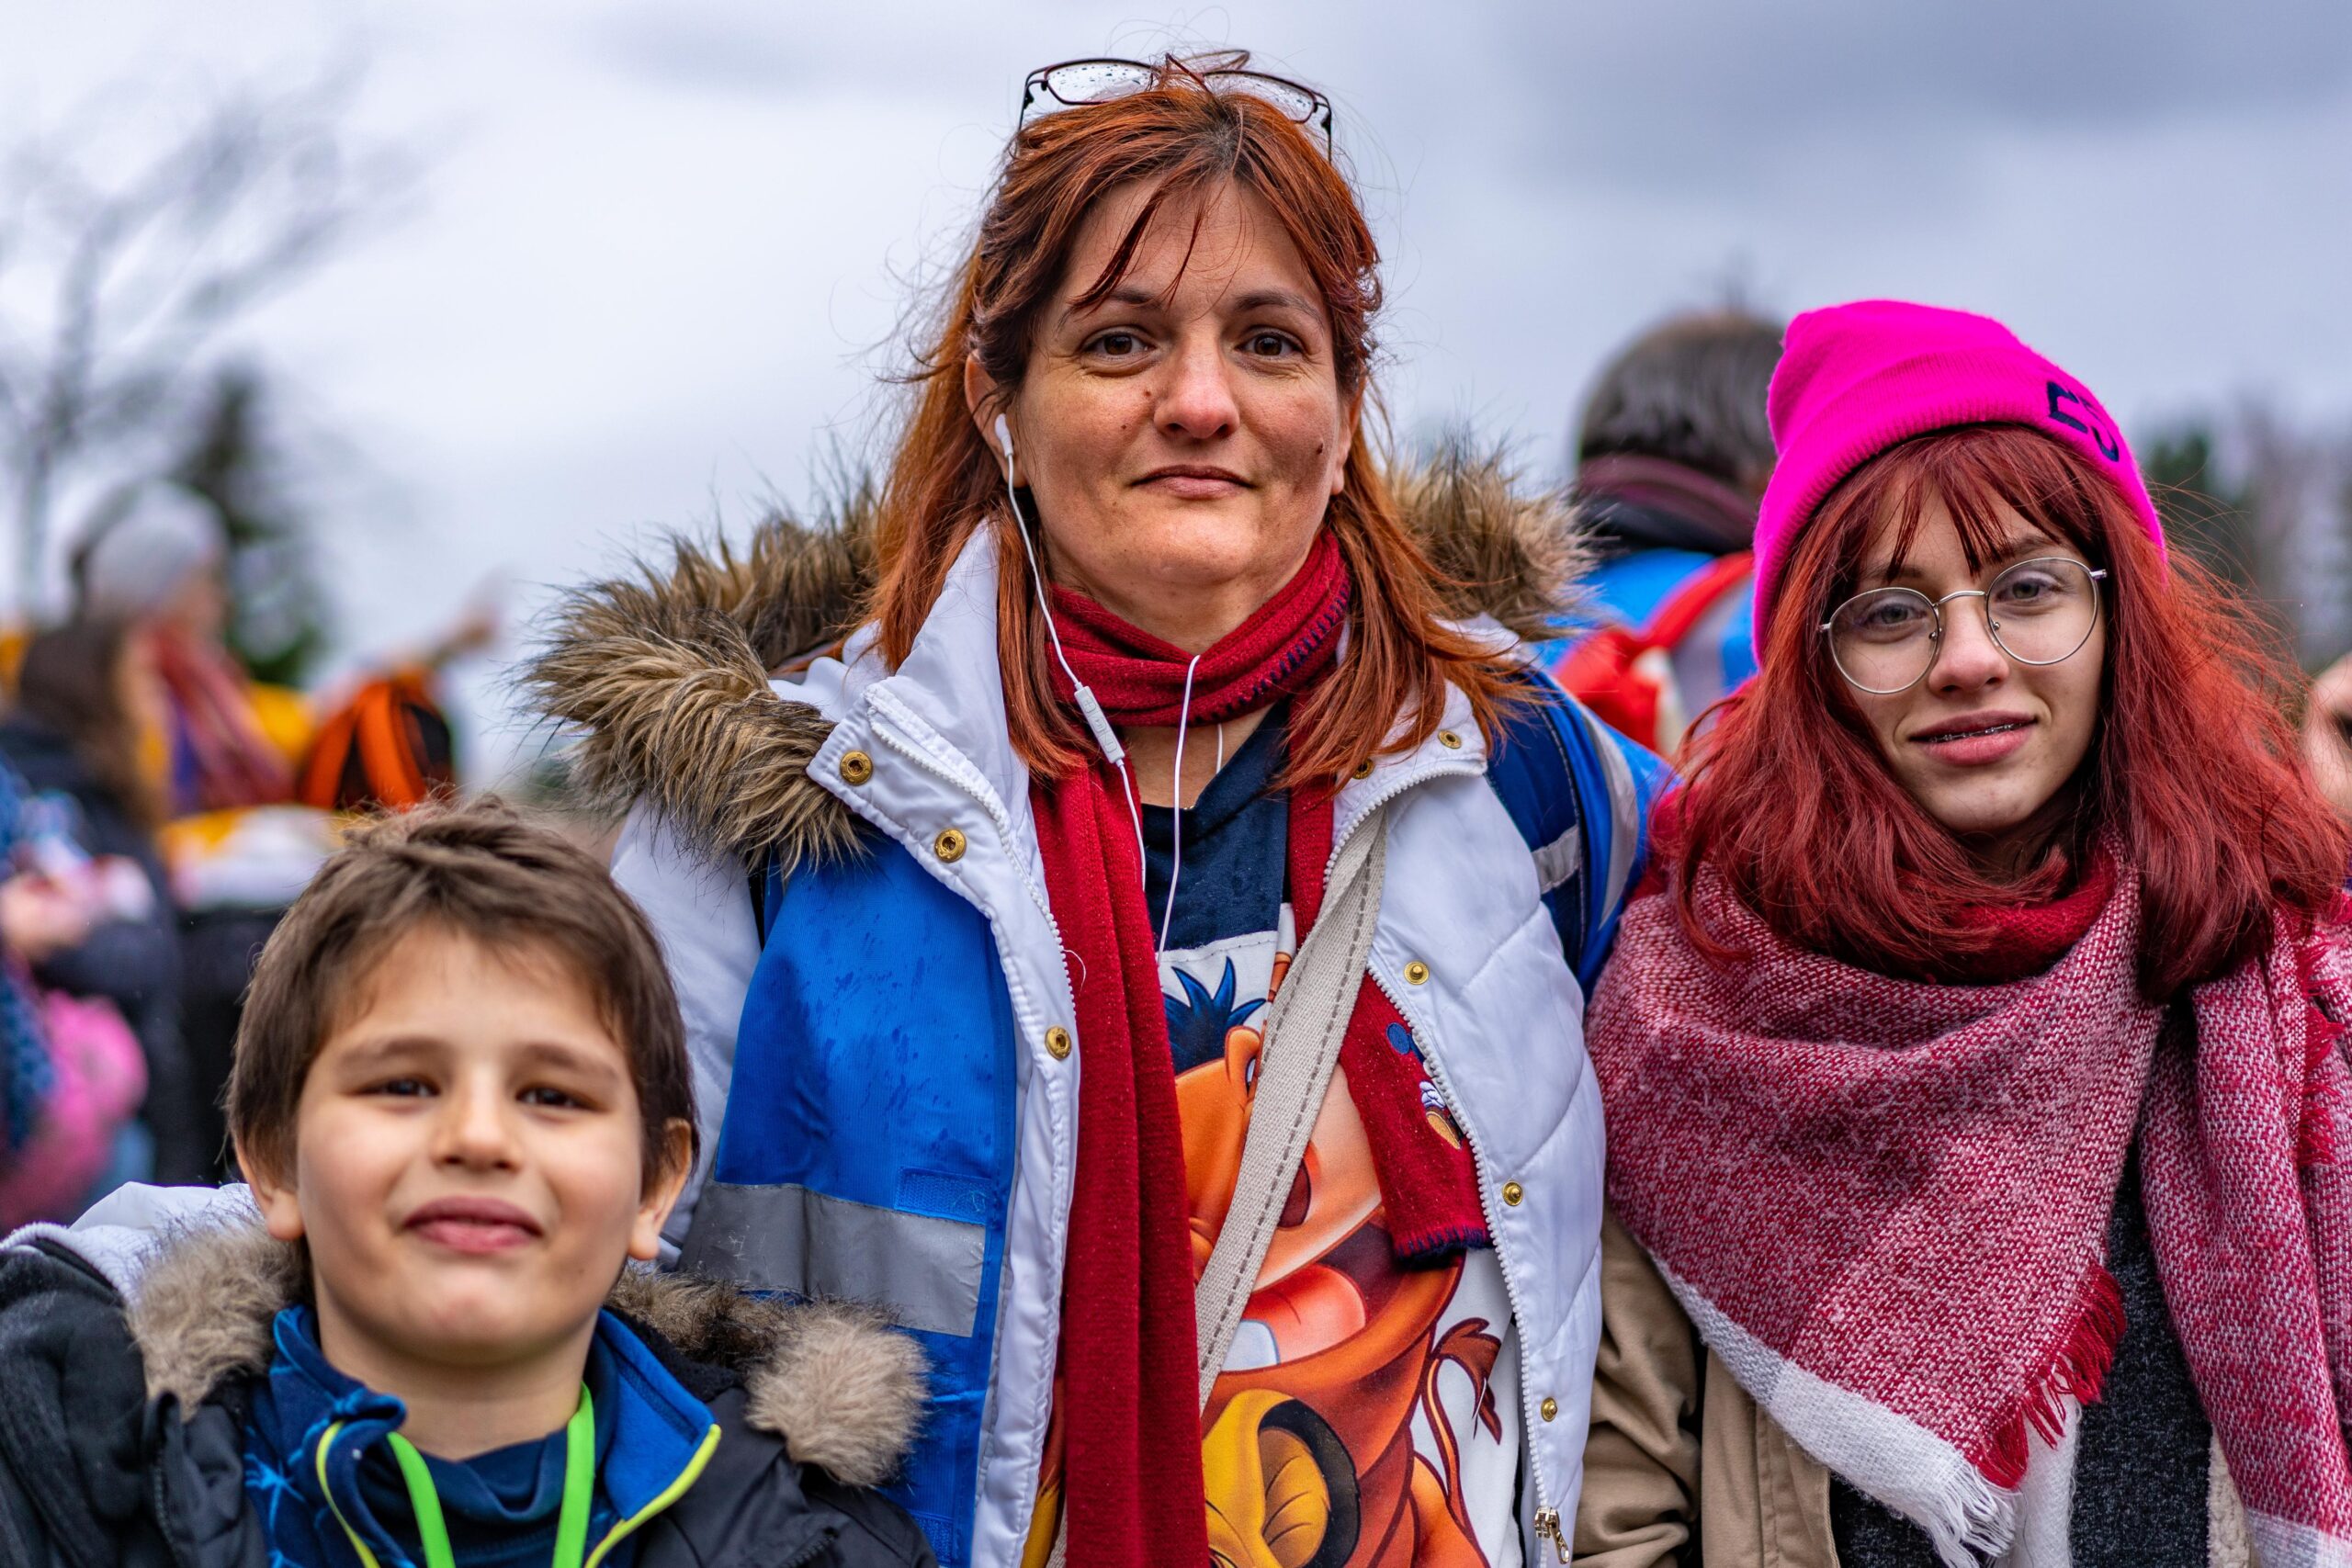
left=7, top=0, right=2350, bottom=777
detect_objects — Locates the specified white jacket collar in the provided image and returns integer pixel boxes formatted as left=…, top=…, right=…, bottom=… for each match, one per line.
left=836, top=520, right=1035, bottom=822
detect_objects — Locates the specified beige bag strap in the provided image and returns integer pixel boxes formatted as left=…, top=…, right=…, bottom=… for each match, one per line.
left=1193, top=803, right=1388, bottom=1406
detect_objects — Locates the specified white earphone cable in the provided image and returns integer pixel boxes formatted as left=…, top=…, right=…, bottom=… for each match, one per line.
left=993, top=414, right=1147, bottom=870
left=1158, top=651, right=1204, bottom=954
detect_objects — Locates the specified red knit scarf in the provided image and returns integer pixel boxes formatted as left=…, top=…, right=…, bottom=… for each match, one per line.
left=1029, top=763, right=1206, bottom=1565
left=1586, top=851, right=2352, bottom=1565
left=1043, top=528, right=1353, bottom=726
left=1029, top=530, right=1482, bottom=1565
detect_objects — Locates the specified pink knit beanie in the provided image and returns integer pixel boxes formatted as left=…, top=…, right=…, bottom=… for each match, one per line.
left=1750, top=299, right=2165, bottom=655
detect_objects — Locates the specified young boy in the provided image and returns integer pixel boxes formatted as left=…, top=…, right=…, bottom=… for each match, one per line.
left=0, top=802, right=935, bottom=1568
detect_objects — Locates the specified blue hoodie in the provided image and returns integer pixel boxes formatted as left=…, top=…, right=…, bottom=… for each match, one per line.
left=242, top=1306, right=721, bottom=1568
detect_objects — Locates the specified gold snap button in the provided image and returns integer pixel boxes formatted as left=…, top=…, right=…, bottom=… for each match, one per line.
left=1437, top=729, right=1464, bottom=750
left=1403, top=960, right=1430, bottom=986
left=1502, top=1181, right=1524, bottom=1206
left=1540, top=1396, right=1559, bottom=1422
left=1350, top=759, right=1374, bottom=780
left=839, top=750, right=874, bottom=785
left=933, top=827, right=967, bottom=863
left=1045, top=1026, right=1072, bottom=1061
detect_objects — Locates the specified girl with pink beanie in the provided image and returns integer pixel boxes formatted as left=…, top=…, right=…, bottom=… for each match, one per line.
left=1573, top=300, right=2352, bottom=1568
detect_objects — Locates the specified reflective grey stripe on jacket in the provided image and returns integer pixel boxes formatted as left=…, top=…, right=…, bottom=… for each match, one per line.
left=682, top=1182, right=988, bottom=1338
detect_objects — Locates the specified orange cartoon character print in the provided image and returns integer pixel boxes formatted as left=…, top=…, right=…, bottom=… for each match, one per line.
left=1175, top=942, right=1517, bottom=1568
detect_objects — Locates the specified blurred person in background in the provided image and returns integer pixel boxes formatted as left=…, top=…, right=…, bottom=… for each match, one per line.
left=1543, top=310, right=1781, bottom=757
left=1577, top=301, right=2352, bottom=1566
left=72, top=483, right=311, bottom=1179
left=0, top=751, right=148, bottom=1227
left=73, top=481, right=307, bottom=816
left=0, top=766, right=93, bottom=1167
left=0, top=617, right=205, bottom=1184
left=63, top=484, right=494, bottom=1174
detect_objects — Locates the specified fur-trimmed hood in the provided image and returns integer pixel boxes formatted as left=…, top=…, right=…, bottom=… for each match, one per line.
left=127, top=1223, right=928, bottom=1489
left=525, top=443, right=1588, bottom=869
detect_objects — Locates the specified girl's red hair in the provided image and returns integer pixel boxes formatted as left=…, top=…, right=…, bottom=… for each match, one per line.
left=1669, top=424, right=2347, bottom=998
left=865, top=58, right=1521, bottom=787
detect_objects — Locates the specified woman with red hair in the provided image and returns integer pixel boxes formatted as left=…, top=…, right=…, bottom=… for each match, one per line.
left=532, top=54, right=1660, bottom=1568
left=1577, top=301, right=2352, bottom=1567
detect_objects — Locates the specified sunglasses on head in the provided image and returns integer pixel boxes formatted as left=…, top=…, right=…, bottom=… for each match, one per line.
left=1017, top=54, right=1336, bottom=156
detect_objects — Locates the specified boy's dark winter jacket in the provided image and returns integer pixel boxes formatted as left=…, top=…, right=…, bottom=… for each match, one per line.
left=0, top=1224, right=937, bottom=1567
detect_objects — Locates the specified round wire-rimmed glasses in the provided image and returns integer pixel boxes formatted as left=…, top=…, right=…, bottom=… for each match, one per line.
left=1822, top=556, right=2109, bottom=695
left=1017, top=56, right=1336, bottom=155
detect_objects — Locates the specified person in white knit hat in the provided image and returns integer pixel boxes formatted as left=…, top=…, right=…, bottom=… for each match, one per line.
left=71, top=484, right=293, bottom=815
left=74, top=483, right=231, bottom=637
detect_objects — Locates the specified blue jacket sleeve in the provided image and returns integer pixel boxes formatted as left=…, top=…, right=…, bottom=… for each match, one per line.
left=1573, top=713, right=1671, bottom=987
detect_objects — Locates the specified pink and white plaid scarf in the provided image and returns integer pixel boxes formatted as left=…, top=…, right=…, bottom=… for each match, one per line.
left=1586, top=858, right=2352, bottom=1567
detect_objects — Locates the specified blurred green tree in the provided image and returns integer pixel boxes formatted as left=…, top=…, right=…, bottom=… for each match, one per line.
left=171, top=367, right=331, bottom=686
left=2141, top=423, right=2261, bottom=594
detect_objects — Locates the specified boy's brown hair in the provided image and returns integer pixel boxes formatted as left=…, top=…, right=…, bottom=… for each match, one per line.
left=228, top=798, right=695, bottom=1186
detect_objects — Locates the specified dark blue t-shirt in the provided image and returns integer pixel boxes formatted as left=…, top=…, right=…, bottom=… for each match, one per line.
left=1139, top=705, right=1292, bottom=1074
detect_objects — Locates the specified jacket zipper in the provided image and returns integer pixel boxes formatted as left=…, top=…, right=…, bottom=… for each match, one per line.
left=1319, top=756, right=1483, bottom=886
left=154, top=1464, right=198, bottom=1568
left=1337, top=758, right=1570, bottom=1561
left=773, top=1531, right=833, bottom=1568
left=1369, top=961, right=1567, bottom=1558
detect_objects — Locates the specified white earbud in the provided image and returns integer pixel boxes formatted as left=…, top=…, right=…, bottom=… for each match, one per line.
left=993, top=413, right=1013, bottom=460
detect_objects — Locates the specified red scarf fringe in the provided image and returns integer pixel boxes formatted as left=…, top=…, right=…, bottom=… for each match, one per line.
left=1980, top=1264, right=2127, bottom=1488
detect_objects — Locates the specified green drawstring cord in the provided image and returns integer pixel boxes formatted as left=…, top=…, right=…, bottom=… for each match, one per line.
left=316, top=1382, right=720, bottom=1568
left=322, top=1384, right=596, bottom=1568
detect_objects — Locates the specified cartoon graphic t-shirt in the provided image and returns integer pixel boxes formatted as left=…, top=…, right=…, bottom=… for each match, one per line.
left=1026, top=710, right=1523, bottom=1568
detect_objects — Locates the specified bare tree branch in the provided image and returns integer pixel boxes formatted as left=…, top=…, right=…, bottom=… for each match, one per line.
left=0, top=64, right=409, bottom=611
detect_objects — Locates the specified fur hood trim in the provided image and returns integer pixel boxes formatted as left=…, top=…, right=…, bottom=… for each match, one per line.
left=520, top=484, right=877, bottom=876
left=525, top=441, right=1586, bottom=867
left=127, top=1223, right=927, bottom=1489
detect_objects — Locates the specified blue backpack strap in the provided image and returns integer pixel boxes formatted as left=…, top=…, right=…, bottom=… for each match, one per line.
left=1485, top=669, right=1671, bottom=989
